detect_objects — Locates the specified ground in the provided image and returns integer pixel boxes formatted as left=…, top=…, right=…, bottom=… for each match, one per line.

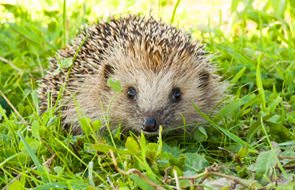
left=0, top=0, right=295, bottom=189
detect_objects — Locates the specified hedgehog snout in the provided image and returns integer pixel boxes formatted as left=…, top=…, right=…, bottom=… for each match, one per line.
left=141, top=117, right=159, bottom=132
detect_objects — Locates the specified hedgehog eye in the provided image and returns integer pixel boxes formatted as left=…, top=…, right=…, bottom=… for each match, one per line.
left=127, top=87, right=136, bottom=100
left=171, top=88, right=181, bottom=102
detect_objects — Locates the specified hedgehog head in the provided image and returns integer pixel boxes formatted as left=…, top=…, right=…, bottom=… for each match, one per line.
left=83, top=39, right=223, bottom=135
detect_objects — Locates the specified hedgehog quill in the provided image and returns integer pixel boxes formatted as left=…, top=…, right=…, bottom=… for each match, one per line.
left=38, top=15, right=226, bottom=135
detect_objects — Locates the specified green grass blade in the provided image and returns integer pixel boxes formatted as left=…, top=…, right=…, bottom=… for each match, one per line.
left=18, top=132, right=48, bottom=182
left=213, top=99, right=242, bottom=122
left=192, top=103, right=257, bottom=153
left=256, top=54, right=266, bottom=111
left=260, top=116, right=290, bottom=183
left=88, top=161, right=94, bottom=186
left=63, top=0, right=67, bottom=46
left=170, top=0, right=181, bottom=24
left=231, top=67, right=246, bottom=84
left=55, top=138, right=108, bottom=186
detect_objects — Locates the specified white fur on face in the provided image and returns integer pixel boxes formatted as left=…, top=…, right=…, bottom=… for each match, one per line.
left=136, top=70, right=174, bottom=113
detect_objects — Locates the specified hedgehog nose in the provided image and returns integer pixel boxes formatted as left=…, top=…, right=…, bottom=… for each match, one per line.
left=142, top=117, right=159, bottom=132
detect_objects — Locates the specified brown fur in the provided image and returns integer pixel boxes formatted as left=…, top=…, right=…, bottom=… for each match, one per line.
left=38, top=15, right=226, bottom=135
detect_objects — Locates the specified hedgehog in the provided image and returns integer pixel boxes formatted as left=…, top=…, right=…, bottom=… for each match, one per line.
left=38, top=15, right=226, bottom=135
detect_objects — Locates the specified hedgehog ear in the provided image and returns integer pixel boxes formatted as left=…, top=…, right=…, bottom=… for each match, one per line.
left=198, top=70, right=210, bottom=88
left=103, top=64, right=115, bottom=81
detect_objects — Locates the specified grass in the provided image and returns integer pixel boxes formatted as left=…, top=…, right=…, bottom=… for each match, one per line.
left=1, top=0, right=295, bottom=189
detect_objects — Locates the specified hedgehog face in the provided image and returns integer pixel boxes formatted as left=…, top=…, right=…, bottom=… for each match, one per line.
left=99, top=47, right=219, bottom=135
